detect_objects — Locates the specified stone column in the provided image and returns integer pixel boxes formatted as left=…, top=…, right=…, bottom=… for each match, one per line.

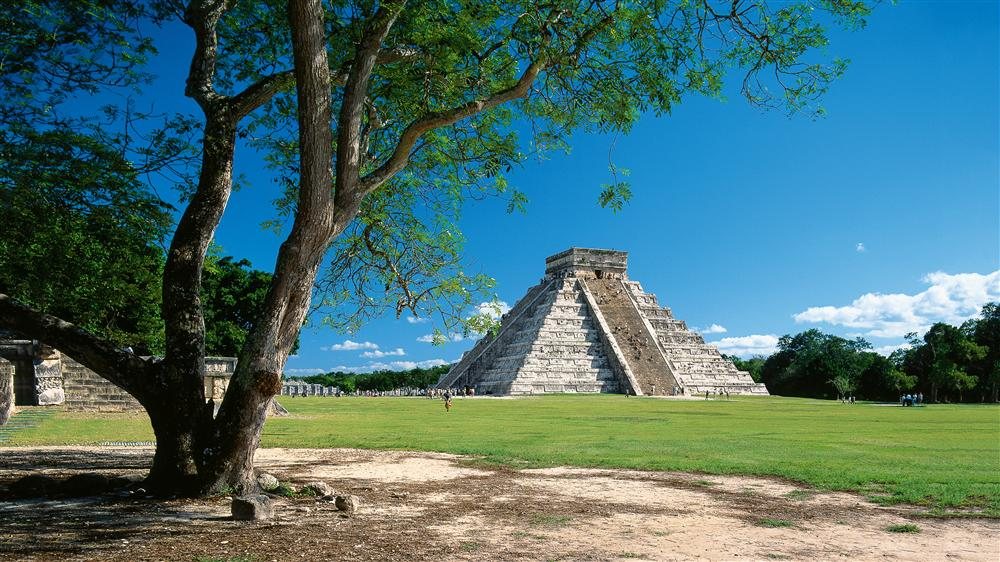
left=34, top=345, right=65, bottom=406
left=1, top=358, right=14, bottom=425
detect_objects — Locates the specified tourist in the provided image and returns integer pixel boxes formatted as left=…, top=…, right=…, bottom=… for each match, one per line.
left=443, top=390, right=453, bottom=413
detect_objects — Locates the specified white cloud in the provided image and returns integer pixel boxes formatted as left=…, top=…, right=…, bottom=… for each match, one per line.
left=709, top=334, right=780, bottom=357
left=694, top=324, right=727, bottom=334
left=322, top=339, right=380, bottom=351
left=856, top=242, right=866, bottom=253
left=873, top=343, right=911, bottom=356
left=406, top=316, right=428, bottom=324
left=417, top=332, right=467, bottom=344
left=475, top=300, right=511, bottom=320
left=283, top=368, right=328, bottom=376
left=361, top=347, right=406, bottom=358
left=793, top=270, right=999, bottom=338
left=417, top=359, right=450, bottom=368
left=413, top=301, right=509, bottom=345
left=332, top=358, right=451, bottom=373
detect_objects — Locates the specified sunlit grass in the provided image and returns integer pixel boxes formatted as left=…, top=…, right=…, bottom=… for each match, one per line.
left=6, top=395, right=998, bottom=515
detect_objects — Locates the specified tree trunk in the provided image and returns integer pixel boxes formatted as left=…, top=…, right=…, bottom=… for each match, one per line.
left=145, top=403, right=206, bottom=495
left=199, top=390, right=277, bottom=495
left=195, top=0, right=336, bottom=496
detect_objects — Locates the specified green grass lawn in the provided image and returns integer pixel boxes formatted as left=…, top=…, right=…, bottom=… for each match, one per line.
left=4, top=395, right=999, bottom=515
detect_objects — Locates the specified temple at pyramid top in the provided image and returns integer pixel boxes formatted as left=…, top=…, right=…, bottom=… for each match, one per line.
left=544, top=248, right=628, bottom=278
left=437, top=248, right=768, bottom=397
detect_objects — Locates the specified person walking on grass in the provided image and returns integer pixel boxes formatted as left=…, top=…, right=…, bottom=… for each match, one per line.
left=443, top=390, right=453, bottom=413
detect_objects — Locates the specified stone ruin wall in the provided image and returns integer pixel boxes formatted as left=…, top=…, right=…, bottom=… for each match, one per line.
left=0, top=339, right=238, bottom=412
left=60, top=357, right=142, bottom=411
left=61, top=356, right=237, bottom=410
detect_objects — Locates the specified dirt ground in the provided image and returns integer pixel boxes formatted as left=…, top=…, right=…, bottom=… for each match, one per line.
left=0, top=447, right=997, bottom=561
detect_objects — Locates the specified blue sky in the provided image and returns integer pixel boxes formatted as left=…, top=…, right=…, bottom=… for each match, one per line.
left=140, top=2, right=999, bottom=374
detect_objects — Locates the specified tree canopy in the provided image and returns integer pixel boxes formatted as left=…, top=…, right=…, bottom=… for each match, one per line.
left=756, top=304, right=999, bottom=403
left=0, top=0, right=881, bottom=496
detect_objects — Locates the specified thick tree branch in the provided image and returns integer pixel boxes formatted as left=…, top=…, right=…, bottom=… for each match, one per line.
left=231, top=70, right=294, bottom=120
left=335, top=4, right=406, bottom=211
left=0, top=294, right=152, bottom=398
left=230, top=48, right=418, bottom=122
left=358, top=58, right=544, bottom=195
left=355, top=9, right=613, bottom=198
left=183, top=0, right=230, bottom=109
left=163, top=0, right=238, bottom=391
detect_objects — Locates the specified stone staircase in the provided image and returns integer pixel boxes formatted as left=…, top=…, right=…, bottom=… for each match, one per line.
left=623, top=281, right=768, bottom=396
left=583, top=278, right=678, bottom=395
left=437, top=280, right=554, bottom=391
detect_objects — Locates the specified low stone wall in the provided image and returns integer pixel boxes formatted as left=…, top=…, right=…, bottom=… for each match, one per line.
left=61, top=357, right=142, bottom=411
left=281, top=382, right=340, bottom=396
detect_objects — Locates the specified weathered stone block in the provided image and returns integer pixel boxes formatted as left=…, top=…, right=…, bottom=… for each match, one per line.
left=0, top=361, right=14, bottom=425
left=257, top=472, right=280, bottom=492
left=303, top=481, right=333, bottom=497
left=335, top=494, right=360, bottom=514
left=37, top=388, right=64, bottom=405
left=232, top=494, right=274, bottom=521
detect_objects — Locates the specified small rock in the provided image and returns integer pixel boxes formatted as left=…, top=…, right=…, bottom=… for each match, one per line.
left=62, top=473, right=111, bottom=497
left=257, top=472, right=280, bottom=492
left=302, top=481, right=333, bottom=497
left=9, top=474, right=58, bottom=498
left=232, top=494, right=274, bottom=521
left=317, top=494, right=336, bottom=503
left=335, top=494, right=360, bottom=514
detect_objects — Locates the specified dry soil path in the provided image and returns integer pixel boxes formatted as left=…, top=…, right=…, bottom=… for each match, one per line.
left=0, top=446, right=996, bottom=561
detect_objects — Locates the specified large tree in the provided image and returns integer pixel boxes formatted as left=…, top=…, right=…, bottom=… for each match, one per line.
left=963, top=303, right=1000, bottom=402
left=761, top=329, right=875, bottom=398
left=0, top=0, right=876, bottom=496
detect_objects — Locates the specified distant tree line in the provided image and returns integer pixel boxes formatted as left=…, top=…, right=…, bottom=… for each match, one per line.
left=725, top=303, right=999, bottom=403
left=290, top=364, right=451, bottom=393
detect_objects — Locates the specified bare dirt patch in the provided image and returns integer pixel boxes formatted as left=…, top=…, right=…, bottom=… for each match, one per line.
left=0, top=446, right=997, bottom=561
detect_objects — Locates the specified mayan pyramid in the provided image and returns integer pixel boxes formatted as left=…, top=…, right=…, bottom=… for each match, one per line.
left=437, top=248, right=768, bottom=396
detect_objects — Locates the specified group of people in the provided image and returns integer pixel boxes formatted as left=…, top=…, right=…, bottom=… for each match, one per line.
left=426, top=386, right=474, bottom=399
left=901, top=393, right=924, bottom=407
